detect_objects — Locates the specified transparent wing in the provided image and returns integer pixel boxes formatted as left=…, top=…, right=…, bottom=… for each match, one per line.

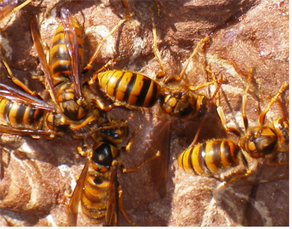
left=67, top=158, right=90, bottom=226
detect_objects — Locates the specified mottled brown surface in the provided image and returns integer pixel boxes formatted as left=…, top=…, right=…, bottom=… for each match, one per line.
left=0, top=0, right=289, bottom=226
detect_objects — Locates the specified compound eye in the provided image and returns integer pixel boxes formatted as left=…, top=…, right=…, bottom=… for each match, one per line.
left=92, top=143, right=113, bottom=166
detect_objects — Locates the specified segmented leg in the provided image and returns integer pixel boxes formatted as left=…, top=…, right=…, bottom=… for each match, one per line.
left=122, top=125, right=142, bottom=152
left=122, top=151, right=161, bottom=173
left=149, top=5, right=210, bottom=83
left=173, top=36, right=210, bottom=83
left=117, top=186, right=137, bottom=226
left=241, top=68, right=254, bottom=131
left=217, top=107, right=241, bottom=136
left=88, top=58, right=120, bottom=85
left=148, top=6, right=166, bottom=78
left=83, top=19, right=126, bottom=74
left=1, top=58, right=38, bottom=96
left=153, top=0, right=161, bottom=17
left=216, top=69, right=256, bottom=137
left=258, top=82, right=289, bottom=126
left=187, top=74, right=225, bottom=148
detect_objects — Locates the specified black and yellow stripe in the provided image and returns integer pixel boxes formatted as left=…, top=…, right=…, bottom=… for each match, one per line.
left=50, top=21, right=83, bottom=82
left=80, top=141, right=119, bottom=223
left=48, top=15, right=87, bottom=121
left=98, top=70, right=161, bottom=108
left=0, top=97, right=44, bottom=130
left=178, top=139, right=241, bottom=177
left=81, top=165, right=111, bottom=222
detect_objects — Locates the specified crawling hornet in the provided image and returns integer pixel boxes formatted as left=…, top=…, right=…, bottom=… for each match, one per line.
left=178, top=72, right=289, bottom=183
left=30, top=8, right=104, bottom=138
left=84, top=7, right=215, bottom=121
left=67, top=119, right=159, bottom=226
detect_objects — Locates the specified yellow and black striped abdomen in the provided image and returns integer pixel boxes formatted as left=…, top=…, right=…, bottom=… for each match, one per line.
left=49, top=22, right=83, bottom=83
left=0, top=97, right=44, bottom=130
left=49, top=20, right=86, bottom=121
left=98, top=70, right=161, bottom=108
left=80, top=141, right=119, bottom=223
left=178, top=139, right=241, bottom=177
left=80, top=168, right=111, bottom=223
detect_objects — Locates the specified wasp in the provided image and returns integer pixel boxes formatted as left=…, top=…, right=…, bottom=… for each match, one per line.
left=30, top=8, right=104, bottom=138
left=222, top=70, right=289, bottom=167
left=0, top=58, right=62, bottom=138
left=67, top=119, right=158, bottom=226
left=237, top=83, right=289, bottom=160
left=86, top=7, right=218, bottom=121
left=178, top=70, right=289, bottom=183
